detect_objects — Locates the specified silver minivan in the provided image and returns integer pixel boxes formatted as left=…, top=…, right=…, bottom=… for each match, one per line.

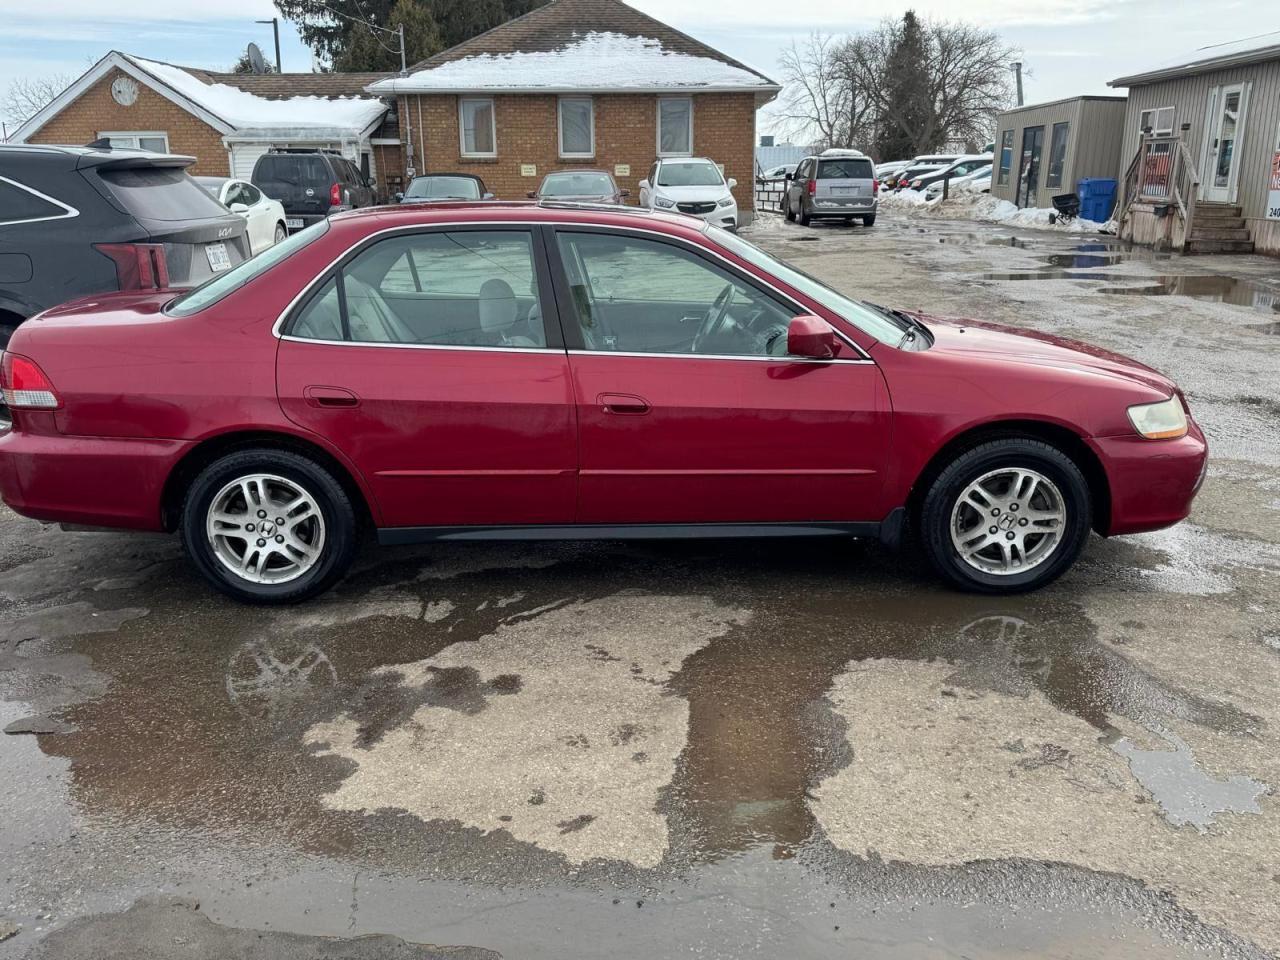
left=784, top=149, right=877, bottom=227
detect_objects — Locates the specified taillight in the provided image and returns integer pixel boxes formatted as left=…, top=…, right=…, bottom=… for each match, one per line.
left=807, top=179, right=816, bottom=196
left=1, top=352, right=60, bottom=409
left=330, top=182, right=343, bottom=206
left=873, top=178, right=880, bottom=195
left=93, top=243, right=169, bottom=291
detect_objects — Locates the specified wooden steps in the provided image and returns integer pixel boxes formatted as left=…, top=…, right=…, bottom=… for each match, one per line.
left=1188, top=203, right=1254, bottom=253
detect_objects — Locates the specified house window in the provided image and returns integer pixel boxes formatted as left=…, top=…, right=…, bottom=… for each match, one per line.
left=997, top=129, right=1014, bottom=184
left=1046, top=122, right=1069, bottom=188
left=459, top=98, right=496, bottom=157
left=99, top=131, right=169, bottom=152
left=657, top=98, right=693, bottom=156
left=1139, top=106, right=1175, bottom=137
left=558, top=97, right=594, bottom=158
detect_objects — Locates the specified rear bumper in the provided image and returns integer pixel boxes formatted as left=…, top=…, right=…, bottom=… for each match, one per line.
left=1090, top=424, right=1208, bottom=536
left=0, top=427, right=190, bottom=531
left=810, top=198, right=877, bottom=218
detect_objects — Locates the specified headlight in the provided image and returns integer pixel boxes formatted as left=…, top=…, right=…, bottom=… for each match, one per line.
left=654, top=196, right=676, bottom=209
left=717, top=195, right=734, bottom=208
left=1127, top=396, right=1187, bottom=440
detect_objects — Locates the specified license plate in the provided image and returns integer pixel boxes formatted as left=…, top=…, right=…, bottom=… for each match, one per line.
left=205, top=242, right=231, bottom=273
left=832, top=186, right=858, bottom=196
left=286, top=218, right=304, bottom=230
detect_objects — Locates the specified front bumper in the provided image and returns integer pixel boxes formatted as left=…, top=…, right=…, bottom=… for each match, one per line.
left=1090, top=422, right=1208, bottom=536
left=0, top=423, right=190, bottom=531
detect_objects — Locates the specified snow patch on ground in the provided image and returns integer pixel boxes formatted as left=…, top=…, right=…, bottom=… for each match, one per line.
left=878, top=189, right=1108, bottom=234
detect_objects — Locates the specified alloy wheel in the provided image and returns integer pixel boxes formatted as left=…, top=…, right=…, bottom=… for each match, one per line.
left=949, top=467, right=1066, bottom=575
left=206, top=473, right=325, bottom=584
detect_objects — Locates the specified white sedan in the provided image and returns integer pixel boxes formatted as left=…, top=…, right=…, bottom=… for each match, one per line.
left=195, top=177, right=287, bottom=255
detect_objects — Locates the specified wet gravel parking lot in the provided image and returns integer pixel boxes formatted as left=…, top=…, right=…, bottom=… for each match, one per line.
left=2, top=210, right=1280, bottom=959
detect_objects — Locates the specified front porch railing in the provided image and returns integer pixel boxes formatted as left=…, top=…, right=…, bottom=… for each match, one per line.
left=1115, top=133, right=1201, bottom=248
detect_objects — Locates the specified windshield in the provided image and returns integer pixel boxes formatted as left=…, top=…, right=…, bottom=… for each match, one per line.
left=657, top=161, right=724, bottom=187
left=541, top=172, right=614, bottom=196
left=708, top=225, right=911, bottom=344
left=165, top=219, right=330, bottom=317
left=406, top=176, right=481, bottom=199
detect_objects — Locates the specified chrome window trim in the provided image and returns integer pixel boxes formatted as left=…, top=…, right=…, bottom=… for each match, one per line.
left=0, top=175, right=80, bottom=228
left=278, top=336, right=561, bottom=355
left=270, top=218, right=874, bottom=363
left=567, top=349, right=871, bottom=365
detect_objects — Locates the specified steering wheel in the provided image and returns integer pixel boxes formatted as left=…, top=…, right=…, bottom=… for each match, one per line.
left=692, top=284, right=734, bottom=353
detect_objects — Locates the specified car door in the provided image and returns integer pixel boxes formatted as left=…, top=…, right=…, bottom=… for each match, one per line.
left=547, top=226, right=890, bottom=525
left=276, top=225, right=577, bottom=529
left=238, top=182, right=273, bottom=252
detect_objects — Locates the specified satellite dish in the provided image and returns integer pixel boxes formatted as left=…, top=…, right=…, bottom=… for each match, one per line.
left=247, top=42, right=268, bottom=74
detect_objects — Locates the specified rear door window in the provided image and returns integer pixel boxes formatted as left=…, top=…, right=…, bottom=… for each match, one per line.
left=817, top=159, right=874, bottom=180
left=0, top=179, right=70, bottom=225
left=97, top=167, right=230, bottom=221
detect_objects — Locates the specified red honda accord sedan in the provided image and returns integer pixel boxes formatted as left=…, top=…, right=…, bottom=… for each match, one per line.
left=0, top=203, right=1206, bottom=603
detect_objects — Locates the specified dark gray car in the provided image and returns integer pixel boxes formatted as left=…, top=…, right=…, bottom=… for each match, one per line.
left=0, top=143, right=249, bottom=343
left=251, top=150, right=376, bottom=232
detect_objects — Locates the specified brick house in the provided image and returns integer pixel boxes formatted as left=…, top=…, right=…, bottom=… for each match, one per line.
left=11, top=52, right=401, bottom=193
left=368, top=0, right=780, bottom=223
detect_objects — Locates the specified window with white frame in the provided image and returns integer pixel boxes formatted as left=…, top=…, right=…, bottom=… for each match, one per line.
left=100, top=131, right=169, bottom=152
left=1138, top=106, right=1175, bottom=137
left=657, top=98, right=692, bottom=156
left=459, top=98, right=496, bottom=157
left=558, top=97, right=594, bottom=158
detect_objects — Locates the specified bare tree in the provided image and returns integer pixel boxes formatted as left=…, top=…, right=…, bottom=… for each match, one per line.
left=775, top=34, right=875, bottom=150
left=841, top=15, right=1019, bottom=157
left=2, top=74, right=73, bottom=130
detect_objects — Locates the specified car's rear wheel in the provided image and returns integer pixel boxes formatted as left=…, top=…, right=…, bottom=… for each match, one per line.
left=273, top=223, right=287, bottom=245
left=862, top=214, right=877, bottom=227
left=919, top=439, right=1091, bottom=593
left=180, top=448, right=357, bottom=603
left=784, top=198, right=796, bottom=222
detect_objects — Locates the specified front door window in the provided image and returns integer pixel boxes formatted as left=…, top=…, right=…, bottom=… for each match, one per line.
left=1214, top=90, right=1241, bottom=189
left=1018, top=126, right=1045, bottom=208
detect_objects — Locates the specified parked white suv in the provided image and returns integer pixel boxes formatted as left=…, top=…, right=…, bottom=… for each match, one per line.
left=638, top=157, right=738, bottom=230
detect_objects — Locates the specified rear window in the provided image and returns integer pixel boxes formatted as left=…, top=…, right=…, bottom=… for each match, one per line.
left=541, top=172, right=614, bottom=196
left=97, top=167, right=230, bottom=221
left=406, top=176, right=481, bottom=199
left=165, top=219, right=330, bottom=317
left=817, top=159, right=874, bottom=180
left=255, top=155, right=331, bottom=187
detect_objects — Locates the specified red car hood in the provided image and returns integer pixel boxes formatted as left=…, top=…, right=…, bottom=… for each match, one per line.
left=915, top=314, right=1176, bottom=395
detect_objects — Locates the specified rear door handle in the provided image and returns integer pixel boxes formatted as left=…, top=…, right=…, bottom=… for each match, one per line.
left=303, top=385, right=360, bottom=408
left=598, top=392, right=650, bottom=415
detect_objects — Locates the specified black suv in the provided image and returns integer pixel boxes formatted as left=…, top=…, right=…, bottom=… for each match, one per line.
left=251, top=150, right=377, bottom=232
left=0, top=144, right=250, bottom=343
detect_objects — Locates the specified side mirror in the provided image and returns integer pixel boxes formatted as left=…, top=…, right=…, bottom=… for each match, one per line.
left=620, top=189, right=631, bottom=198
left=228, top=202, right=249, bottom=213
left=727, top=177, right=738, bottom=189
left=367, top=176, right=377, bottom=188
left=638, top=179, right=650, bottom=190
left=393, top=192, right=404, bottom=203
left=784, top=172, right=792, bottom=181
left=787, top=315, right=838, bottom=360
left=527, top=190, right=537, bottom=199
left=483, top=192, right=495, bottom=200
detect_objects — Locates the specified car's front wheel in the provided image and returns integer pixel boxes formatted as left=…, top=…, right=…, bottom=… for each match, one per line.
left=919, top=439, right=1092, bottom=593
left=273, top=223, right=287, bottom=245
left=180, top=448, right=357, bottom=603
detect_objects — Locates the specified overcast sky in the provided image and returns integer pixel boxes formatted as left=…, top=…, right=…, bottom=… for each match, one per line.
left=0, top=0, right=1272, bottom=136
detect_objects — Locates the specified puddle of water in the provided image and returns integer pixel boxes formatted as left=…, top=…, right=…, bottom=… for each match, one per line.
left=1109, top=727, right=1267, bottom=831
left=982, top=271, right=1108, bottom=282
left=1099, top=275, right=1280, bottom=312
left=1043, top=253, right=1118, bottom=269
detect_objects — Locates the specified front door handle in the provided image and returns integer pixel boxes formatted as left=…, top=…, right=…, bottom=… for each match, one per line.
left=598, top=392, right=650, bottom=415
left=303, top=385, right=360, bottom=408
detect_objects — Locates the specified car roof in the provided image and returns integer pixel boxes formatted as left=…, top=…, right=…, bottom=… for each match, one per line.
left=819, top=148, right=869, bottom=158
left=657, top=156, right=717, bottom=165
left=542, top=168, right=612, bottom=177
left=416, top=172, right=484, bottom=180
left=0, top=142, right=195, bottom=169
left=330, top=201, right=704, bottom=237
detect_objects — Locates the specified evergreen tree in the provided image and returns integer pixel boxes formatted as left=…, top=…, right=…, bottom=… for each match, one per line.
left=275, top=0, right=547, bottom=71
left=874, top=11, right=931, bottom=159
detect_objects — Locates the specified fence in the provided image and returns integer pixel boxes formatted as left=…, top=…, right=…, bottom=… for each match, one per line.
left=755, top=178, right=787, bottom=214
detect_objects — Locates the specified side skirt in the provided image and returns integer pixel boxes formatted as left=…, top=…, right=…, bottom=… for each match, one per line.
left=378, top=517, right=900, bottom=546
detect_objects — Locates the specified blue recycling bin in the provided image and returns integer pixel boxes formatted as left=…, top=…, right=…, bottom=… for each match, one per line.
left=1077, top=178, right=1117, bottom=222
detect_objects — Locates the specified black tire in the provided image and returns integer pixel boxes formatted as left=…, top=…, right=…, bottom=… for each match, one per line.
left=798, top=200, right=811, bottom=226
left=274, top=223, right=287, bottom=245
left=784, top=197, right=796, bottom=222
left=862, top=214, right=877, bottom=227
left=180, top=448, right=358, bottom=604
left=919, top=439, right=1092, bottom=594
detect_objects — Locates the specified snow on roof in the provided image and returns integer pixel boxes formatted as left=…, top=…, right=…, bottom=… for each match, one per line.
left=369, top=31, right=777, bottom=94
left=125, top=55, right=388, bottom=134
left=1110, top=30, right=1280, bottom=86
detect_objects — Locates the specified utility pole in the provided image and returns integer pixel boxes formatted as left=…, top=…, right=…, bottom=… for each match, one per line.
left=1012, top=61, right=1024, bottom=106
left=256, top=18, right=283, bottom=72
left=399, top=23, right=406, bottom=72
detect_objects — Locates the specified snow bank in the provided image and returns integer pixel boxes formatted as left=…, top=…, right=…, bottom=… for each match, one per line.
left=371, top=32, right=772, bottom=93
left=878, top=189, right=1107, bottom=234
left=128, top=56, right=387, bottom=133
